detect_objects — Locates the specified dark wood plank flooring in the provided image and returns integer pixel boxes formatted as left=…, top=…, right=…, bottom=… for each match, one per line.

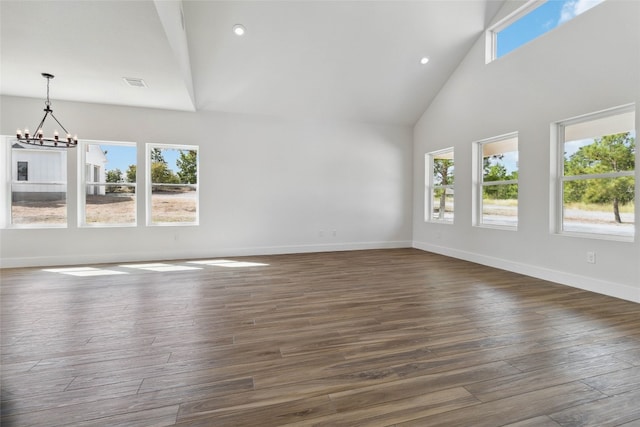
left=1, top=248, right=640, bottom=426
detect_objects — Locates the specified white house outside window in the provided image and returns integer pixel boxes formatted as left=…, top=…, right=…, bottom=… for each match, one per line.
left=8, top=141, right=67, bottom=227
left=79, top=141, right=137, bottom=226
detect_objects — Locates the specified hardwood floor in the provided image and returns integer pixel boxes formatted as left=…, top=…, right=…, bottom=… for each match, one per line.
left=1, top=248, right=640, bottom=426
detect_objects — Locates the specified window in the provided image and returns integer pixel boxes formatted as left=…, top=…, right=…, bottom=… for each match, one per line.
left=487, top=0, right=606, bottom=62
left=426, top=148, right=454, bottom=223
left=475, top=133, right=519, bottom=228
left=555, top=104, right=635, bottom=239
left=17, top=161, right=28, bottom=181
left=79, top=141, right=137, bottom=226
left=147, top=144, right=199, bottom=225
left=9, top=142, right=67, bottom=227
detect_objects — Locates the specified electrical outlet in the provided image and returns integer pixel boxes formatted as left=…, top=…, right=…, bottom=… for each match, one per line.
left=586, top=251, right=596, bottom=264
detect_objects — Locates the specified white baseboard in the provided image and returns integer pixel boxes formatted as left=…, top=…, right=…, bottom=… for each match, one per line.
left=0, top=240, right=412, bottom=269
left=412, top=240, right=639, bottom=303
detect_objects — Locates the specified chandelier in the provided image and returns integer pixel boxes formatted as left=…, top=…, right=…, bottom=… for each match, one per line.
left=15, top=73, right=77, bottom=147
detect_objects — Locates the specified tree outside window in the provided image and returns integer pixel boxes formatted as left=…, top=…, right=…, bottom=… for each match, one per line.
left=81, top=142, right=137, bottom=226
left=147, top=144, right=199, bottom=225
left=477, top=134, right=518, bottom=228
left=559, top=106, right=635, bottom=238
left=426, top=149, right=454, bottom=223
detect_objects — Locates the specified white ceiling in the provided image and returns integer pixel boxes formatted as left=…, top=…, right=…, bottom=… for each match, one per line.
left=1, top=0, right=504, bottom=126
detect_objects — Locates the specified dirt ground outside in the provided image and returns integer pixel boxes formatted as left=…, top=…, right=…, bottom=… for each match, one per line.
left=11, top=193, right=197, bottom=225
left=10, top=196, right=633, bottom=233
left=432, top=199, right=633, bottom=236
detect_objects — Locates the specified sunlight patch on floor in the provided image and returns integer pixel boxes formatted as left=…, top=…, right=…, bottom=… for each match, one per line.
left=188, top=259, right=269, bottom=268
left=41, top=259, right=267, bottom=276
left=42, top=267, right=128, bottom=276
left=120, top=263, right=202, bottom=272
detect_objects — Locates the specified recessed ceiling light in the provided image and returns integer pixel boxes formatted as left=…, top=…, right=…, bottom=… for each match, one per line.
left=420, top=57, right=430, bottom=65
left=233, top=24, right=246, bottom=36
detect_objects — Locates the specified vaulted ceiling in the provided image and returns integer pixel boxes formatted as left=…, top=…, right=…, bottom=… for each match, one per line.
left=0, top=0, right=505, bottom=126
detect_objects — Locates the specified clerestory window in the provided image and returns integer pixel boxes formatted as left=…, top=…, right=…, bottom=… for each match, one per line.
left=487, top=0, right=606, bottom=62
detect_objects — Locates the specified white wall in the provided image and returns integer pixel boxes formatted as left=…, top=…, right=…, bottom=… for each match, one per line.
left=1, top=96, right=413, bottom=267
left=11, top=148, right=66, bottom=192
left=85, top=145, right=107, bottom=196
left=413, top=0, right=640, bottom=302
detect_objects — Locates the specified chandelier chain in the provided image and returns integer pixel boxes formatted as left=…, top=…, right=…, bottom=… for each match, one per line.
left=45, top=76, right=51, bottom=108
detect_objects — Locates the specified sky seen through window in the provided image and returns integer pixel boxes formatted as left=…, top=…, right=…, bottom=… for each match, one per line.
left=497, top=0, right=605, bottom=58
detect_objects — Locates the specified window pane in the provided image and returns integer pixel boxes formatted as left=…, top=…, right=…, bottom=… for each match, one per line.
left=564, top=132, right=635, bottom=176
left=433, top=158, right=454, bottom=186
left=477, top=134, right=518, bottom=228
left=149, top=146, right=198, bottom=225
left=562, top=177, right=635, bottom=237
left=482, top=139, right=518, bottom=182
left=482, top=184, right=519, bottom=227
left=11, top=144, right=67, bottom=226
left=427, top=149, right=454, bottom=223
left=12, top=184, right=67, bottom=225
left=85, top=185, right=136, bottom=225
left=558, top=106, right=635, bottom=239
left=431, top=188, right=454, bottom=222
left=151, top=184, right=197, bottom=223
left=82, top=143, right=137, bottom=226
left=88, top=143, right=137, bottom=184
left=17, top=161, right=28, bottom=181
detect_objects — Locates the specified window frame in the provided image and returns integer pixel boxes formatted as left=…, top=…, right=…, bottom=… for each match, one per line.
left=486, top=0, right=544, bottom=63
left=78, top=140, right=137, bottom=228
left=146, top=143, right=199, bottom=227
left=553, top=104, right=636, bottom=241
left=425, top=148, right=455, bottom=224
left=474, top=132, right=519, bottom=230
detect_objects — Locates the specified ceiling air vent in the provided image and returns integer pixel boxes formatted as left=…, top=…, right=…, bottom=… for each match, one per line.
left=123, top=77, right=147, bottom=88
